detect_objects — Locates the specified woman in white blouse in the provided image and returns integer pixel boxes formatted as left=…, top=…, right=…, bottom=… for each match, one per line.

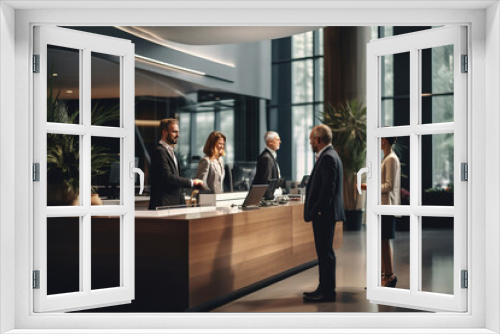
left=197, top=131, right=226, bottom=194
left=380, top=136, right=401, bottom=288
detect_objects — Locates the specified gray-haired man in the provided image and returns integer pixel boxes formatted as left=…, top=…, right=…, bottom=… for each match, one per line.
left=252, top=131, right=281, bottom=200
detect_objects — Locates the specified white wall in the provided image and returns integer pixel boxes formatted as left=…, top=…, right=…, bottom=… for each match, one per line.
left=0, top=2, right=16, bottom=333
left=132, top=34, right=271, bottom=99
left=485, top=2, right=500, bottom=333
left=153, top=38, right=272, bottom=99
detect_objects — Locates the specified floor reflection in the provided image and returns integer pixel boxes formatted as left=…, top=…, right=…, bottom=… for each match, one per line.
left=213, top=227, right=453, bottom=312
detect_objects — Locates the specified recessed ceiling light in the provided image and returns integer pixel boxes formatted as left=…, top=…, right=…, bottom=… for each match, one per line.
left=66, top=90, right=73, bottom=94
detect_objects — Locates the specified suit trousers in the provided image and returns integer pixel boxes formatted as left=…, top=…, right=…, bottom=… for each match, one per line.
left=312, top=218, right=336, bottom=295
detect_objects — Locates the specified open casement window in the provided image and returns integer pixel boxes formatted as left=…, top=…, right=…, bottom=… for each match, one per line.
left=33, top=26, right=136, bottom=312
left=364, top=26, right=467, bottom=312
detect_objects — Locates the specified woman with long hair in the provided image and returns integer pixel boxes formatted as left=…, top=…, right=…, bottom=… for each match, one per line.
left=197, top=131, right=226, bottom=194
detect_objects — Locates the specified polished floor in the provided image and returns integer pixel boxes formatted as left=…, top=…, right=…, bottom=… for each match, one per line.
left=212, top=226, right=453, bottom=312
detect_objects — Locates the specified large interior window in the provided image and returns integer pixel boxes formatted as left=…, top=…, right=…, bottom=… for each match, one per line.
left=270, top=28, right=324, bottom=182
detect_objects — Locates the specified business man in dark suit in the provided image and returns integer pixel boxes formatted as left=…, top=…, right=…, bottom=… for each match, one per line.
left=252, top=131, right=281, bottom=200
left=149, top=119, right=203, bottom=210
left=303, top=124, right=345, bottom=302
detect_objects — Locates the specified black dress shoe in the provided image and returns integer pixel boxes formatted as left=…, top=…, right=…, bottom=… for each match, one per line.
left=303, top=289, right=320, bottom=297
left=303, top=292, right=336, bottom=302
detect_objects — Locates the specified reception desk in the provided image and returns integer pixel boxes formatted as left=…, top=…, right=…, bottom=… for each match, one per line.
left=130, top=201, right=315, bottom=311
left=54, top=202, right=315, bottom=312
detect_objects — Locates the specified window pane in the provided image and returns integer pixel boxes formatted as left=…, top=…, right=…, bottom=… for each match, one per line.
left=423, top=95, right=454, bottom=124
left=178, top=112, right=191, bottom=165
left=380, top=136, right=410, bottom=206
left=431, top=45, right=454, bottom=94
left=292, top=105, right=314, bottom=181
left=381, top=55, right=394, bottom=97
left=194, top=112, right=215, bottom=158
left=47, top=45, right=80, bottom=124
left=292, top=59, right=314, bottom=104
left=421, top=216, right=454, bottom=294
left=220, top=110, right=235, bottom=164
left=315, top=57, right=324, bottom=102
left=381, top=99, right=394, bottom=127
left=47, top=134, right=80, bottom=206
left=421, top=45, right=454, bottom=124
left=292, top=31, right=313, bottom=58
left=421, top=133, right=454, bottom=206
left=381, top=26, right=394, bottom=38
left=272, top=62, right=291, bottom=105
left=91, top=137, right=121, bottom=205
left=314, top=104, right=323, bottom=127
left=371, top=26, right=379, bottom=40
left=92, top=216, right=121, bottom=290
left=47, top=216, right=80, bottom=295
left=379, top=215, right=410, bottom=290
left=317, top=28, right=324, bottom=55
left=91, top=52, right=121, bottom=127
left=381, top=52, right=410, bottom=127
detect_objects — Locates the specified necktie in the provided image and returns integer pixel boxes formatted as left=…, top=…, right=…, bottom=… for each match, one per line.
left=275, top=159, right=281, bottom=178
left=167, top=146, right=178, bottom=172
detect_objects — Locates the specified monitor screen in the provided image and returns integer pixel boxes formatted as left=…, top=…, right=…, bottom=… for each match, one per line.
left=242, top=184, right=268, bottom=207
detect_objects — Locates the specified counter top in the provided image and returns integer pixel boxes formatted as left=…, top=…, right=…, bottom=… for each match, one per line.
left=134, top=201, right=304, bottom=220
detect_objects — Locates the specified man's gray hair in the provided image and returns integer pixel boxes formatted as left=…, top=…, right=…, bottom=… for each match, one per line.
left=264, top=131, right=279, bottom=141
left=313, top=125, right=332, bottom=144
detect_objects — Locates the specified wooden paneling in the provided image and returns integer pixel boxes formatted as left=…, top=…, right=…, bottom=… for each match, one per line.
left=185, top=203, right=313, bottom=307
left=84, top=202, right=314, bottom=312
left=291, top=204, right=316, bottom=266
left=188, top=205, right=299, bottom=306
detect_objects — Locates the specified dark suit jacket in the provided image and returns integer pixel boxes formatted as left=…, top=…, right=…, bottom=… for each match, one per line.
left=304, top=145, right=345, bottom=223
left=252, top=148, right=280, bottom=200
left=149, top=144, right=192, bottom=209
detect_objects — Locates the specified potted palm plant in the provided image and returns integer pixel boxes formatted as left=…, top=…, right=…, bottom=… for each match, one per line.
left=321, top=99, right=367, bottom=230
left=47, top=75, right=119, bottom=205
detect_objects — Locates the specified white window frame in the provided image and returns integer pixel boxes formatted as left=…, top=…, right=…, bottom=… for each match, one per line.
left=365, top=26, right=468, bottom=312
left=1, top=2, right=497, bottom=333
left=33, top=25, right=136, bottom=313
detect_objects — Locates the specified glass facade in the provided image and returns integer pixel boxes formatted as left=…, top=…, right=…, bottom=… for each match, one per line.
left=271, top=28, right=324, bottom=181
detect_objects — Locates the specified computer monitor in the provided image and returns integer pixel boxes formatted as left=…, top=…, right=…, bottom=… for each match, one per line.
left=241, top=184, right=268, bottom=209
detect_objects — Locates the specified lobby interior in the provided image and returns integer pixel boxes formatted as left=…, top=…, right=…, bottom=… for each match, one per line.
left=41, top=25, right=456, bottom=314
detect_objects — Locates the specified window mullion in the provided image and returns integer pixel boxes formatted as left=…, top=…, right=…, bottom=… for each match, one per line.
left=82, top=48, right=92, bottom=295
left=410, top=47, right=420, bottom=296
left=82, top=48, right=91, bottom=209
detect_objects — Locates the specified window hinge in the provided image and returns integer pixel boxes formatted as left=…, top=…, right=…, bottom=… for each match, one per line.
left=461, top=162, right=468, bottom=181
left=33, top=270, right=40, bottom=289
left=33, top=163, right=40, bottom=182
left=461, top=54, right=468, bottom=73
left=33, top=54, right=40, bottom=73
left=461, top=270, right=468, bottom=289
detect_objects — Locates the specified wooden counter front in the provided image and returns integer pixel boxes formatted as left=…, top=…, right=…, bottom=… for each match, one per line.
left=190, top=203, right=315, bottom=308
left=67, top=202, right=314, bottom=312
left=131, top=202, right=315, bottom=311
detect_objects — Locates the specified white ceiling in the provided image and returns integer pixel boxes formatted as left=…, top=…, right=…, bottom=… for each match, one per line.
left=118, top=26, right=320, bottom=45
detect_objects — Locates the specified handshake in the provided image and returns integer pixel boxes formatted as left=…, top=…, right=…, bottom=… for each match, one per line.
left=192, top=179, right=204, bottom=189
